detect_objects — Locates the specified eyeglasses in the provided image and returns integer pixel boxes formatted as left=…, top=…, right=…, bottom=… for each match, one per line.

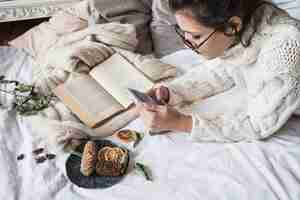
left=174, top=24, right=217, bottom=54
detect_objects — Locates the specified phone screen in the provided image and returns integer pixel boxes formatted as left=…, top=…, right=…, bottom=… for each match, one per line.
left=128, top=88, right=158, bottom=104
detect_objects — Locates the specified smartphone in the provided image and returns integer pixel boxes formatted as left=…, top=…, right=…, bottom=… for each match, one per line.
left=128, top=88, right=171, bottom=135
left=128, top=88, right=158, bottom=104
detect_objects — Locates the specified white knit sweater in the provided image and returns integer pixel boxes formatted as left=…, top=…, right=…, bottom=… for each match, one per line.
left=163, top=4, right=300, bottom=142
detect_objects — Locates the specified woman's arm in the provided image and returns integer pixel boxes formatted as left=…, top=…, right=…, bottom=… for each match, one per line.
left=158, top=62, right=235, bottom=106
left=190, top=33, right=300, bottom=142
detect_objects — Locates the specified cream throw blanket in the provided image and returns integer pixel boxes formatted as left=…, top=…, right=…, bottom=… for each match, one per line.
left=26, top=22, right=177, bottom=151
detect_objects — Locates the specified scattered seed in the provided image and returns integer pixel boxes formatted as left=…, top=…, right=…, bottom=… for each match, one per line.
left=32, top=148, right=44, bottom=155
left=45, top=153, right=56, bottom=160
left=17, top=154, right=25, bottom=161
left=35, top=156, right=46, bottom=164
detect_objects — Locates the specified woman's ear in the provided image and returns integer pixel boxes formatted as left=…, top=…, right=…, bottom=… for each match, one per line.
left=229, top=16, right=242, bottom=33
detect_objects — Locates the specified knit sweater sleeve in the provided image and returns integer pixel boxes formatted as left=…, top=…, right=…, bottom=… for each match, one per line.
left=159, top=63, right=235, bottom=106
left=190, top=27, right=300, bottom=142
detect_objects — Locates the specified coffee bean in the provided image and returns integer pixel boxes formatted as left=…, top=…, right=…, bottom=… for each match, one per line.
left=17, top=154, right=25, bottom=161
left=35, top=156, right=46, bottom=164
left=46, top=153, right=56, bottom=160
left=32, top=148, right=44, bottom=155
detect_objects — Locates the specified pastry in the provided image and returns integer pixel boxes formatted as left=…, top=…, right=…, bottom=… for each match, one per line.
left=96, top=147, right=128, bottom=177
left=80, top=141, right=97, bottom=176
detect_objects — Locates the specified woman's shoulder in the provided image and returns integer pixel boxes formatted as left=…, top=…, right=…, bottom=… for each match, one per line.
left=271, top=16, right=300, bottom=38
left=260, top=21, right=300, bottom=53
left=256, top=3, right=300, bottom=48
left=257, top=22, right=300, bottom=77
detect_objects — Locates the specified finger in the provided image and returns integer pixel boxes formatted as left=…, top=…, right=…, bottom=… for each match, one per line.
left=135, top=102, right=143, bottom=112
left=131, top=105, right=140, bottom=117
left=142, top=103, right=161, bottom=112
left=156, top=86, right=169, bottom=104
left=145, top=104, right=168, bottom=114
left=140, top=109, right=156, bottom=128
left=147, top=88, right=156, bottom=98
left=155, top=87, right=163, bottom=101
left=140, top=107, right=155, bottom=117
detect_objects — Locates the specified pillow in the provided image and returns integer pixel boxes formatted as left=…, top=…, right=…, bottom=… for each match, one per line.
left=89, top=0, right=153, bottom=54
left=10, top=0, right=153, bottom=59
left=150, top=0, right=185, bottom=58
left=9, top=1, right=89, bottom=60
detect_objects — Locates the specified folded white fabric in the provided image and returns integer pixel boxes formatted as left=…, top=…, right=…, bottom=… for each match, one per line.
left=273, top=0, right=300, bottom=19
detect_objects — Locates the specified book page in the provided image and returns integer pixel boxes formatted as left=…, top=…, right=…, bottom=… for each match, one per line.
left=90, top=53, right=154, bottom=108
left=111, top=50, right=177, bottom=82
left=53, top=75, right=124, bottom=128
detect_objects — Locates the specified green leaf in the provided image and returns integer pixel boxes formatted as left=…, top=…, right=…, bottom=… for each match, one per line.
left=71, top=151, right=83, bottom=158
left=0, top=78, right=53, bottom=116
left=133, top=132, right=144, bottom=148
left=134, top=162, right=152, bottom=181
left=15, top=84, right=33, bottom=93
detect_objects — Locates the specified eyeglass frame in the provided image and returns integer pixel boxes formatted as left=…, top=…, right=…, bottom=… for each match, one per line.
left=174, top=24, right=218, bottom=53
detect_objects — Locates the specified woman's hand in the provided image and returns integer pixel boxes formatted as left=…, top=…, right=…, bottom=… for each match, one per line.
left=147, top=86, right=170, bottom=105
left=138, top=103, right=193, bottom=134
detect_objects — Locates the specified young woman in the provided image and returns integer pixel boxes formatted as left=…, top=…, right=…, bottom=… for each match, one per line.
left=137, top=0, right=300, bottom=142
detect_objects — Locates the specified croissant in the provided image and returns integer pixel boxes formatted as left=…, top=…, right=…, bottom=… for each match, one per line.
left=80, top=141, right=97, bottom=176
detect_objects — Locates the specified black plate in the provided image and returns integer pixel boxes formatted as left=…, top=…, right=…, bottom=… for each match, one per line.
left=65, top=139, right=130, bottom=189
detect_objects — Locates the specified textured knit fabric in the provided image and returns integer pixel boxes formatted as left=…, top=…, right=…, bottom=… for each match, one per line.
left=161, top=4, right=300, bottom=142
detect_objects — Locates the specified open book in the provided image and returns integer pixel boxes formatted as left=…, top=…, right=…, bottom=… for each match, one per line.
left=53, top=53, right=176, bottom=129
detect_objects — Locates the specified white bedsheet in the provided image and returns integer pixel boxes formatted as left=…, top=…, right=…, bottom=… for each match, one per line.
left=1, top=47, right=300, bottom=200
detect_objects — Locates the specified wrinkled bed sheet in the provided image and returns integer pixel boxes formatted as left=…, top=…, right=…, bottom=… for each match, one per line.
left=1, top=47, right=300, bottom=200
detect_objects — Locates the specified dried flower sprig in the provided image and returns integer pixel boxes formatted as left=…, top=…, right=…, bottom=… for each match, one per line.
left=0, top=75, right=54, bottom=115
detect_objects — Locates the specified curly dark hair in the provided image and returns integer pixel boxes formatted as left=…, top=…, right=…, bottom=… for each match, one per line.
left=168, top=0, right=277, bottom=47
